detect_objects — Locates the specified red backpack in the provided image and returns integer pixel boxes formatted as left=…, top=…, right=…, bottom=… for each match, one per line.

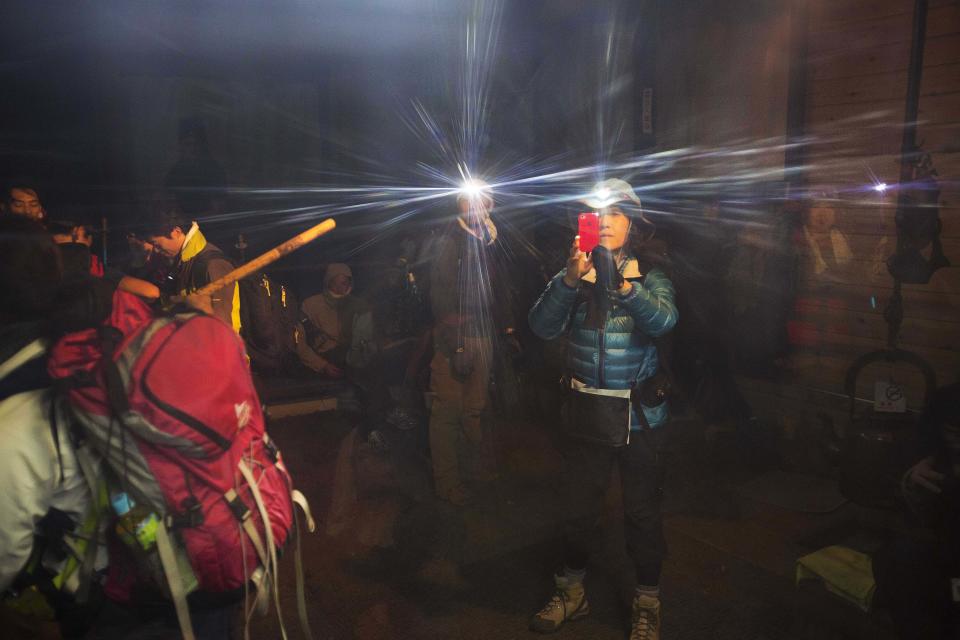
left=48, top=290, right=314, bottom=640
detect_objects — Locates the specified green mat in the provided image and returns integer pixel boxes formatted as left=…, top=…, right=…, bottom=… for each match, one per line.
left=796, top=545, right=876, bottom=612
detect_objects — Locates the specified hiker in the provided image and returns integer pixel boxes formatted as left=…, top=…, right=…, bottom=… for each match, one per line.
left=424, top=183, right=513, bottom=506
left=0, top=217, right=103, bottom=639
left=141, top=203, right=239, bottom=330
left=49, top=218, right=161, bottom=301
left=527, top=179, right=678, bottom=640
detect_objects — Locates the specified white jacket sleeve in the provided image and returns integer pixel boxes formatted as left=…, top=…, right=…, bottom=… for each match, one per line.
left=0, top=391, right=58, bottom=591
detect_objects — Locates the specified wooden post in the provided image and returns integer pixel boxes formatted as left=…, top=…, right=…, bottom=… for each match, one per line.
left=784, top=0, right=809, bottom=195
left=887, top=0, right=929, bottom=348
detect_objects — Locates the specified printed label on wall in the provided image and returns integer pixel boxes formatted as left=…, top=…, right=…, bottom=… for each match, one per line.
left=874, top=381, right=906, bottom=413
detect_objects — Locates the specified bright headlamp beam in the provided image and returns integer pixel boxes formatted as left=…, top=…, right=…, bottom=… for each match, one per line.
left=593, top=187, right=616, bottom=207
left=586, top=186, right=618, bottom=209
left=458, top=178, right=491, bottom=201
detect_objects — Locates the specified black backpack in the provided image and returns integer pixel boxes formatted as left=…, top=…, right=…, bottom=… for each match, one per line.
left=238, top=273, right=300, bottom=374
left=192, top=248, right=299, bottom=374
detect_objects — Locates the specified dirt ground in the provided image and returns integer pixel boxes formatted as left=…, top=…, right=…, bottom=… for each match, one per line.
left=246, top=409, right=899, bottom=640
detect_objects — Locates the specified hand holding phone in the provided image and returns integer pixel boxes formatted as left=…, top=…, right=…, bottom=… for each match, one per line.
left=564, top=236, right=594, bottom=288
left=578, top=212, right=600, bottom=253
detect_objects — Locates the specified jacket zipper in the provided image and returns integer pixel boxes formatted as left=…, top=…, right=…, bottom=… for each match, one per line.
left=597, top=259, right=626, bottom=388
left=597, top=309, right=607, bottom=388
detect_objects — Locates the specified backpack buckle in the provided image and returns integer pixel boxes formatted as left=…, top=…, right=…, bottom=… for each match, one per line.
left=224, top=489, right=251, bottom=522
left=165, top=497, right=204, bottom=529
left=262, top=435, right=280, bottom=463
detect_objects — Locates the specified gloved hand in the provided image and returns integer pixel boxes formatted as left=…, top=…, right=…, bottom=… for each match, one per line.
left=591, top=245, right=623, bottom=292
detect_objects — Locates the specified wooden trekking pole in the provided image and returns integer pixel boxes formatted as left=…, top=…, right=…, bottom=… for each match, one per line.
left=196, top=218, right=336, bottom=296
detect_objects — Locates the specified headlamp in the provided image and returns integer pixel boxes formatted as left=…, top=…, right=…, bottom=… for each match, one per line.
left=458, top=178, right=491, bottom=202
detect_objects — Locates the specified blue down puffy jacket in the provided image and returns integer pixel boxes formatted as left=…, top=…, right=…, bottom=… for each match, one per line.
left=528, top=260, right=678, bottom=429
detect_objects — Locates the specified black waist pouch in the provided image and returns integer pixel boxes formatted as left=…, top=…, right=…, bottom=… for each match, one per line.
left=561, top=378, right=632, bottom=447
left=638, top=369, right=670, bottom=408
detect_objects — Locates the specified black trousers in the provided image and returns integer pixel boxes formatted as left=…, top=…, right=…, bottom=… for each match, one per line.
left=560, top=427, right=668, bottom=585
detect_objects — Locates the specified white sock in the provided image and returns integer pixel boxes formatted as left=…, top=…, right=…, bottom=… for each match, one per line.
left=636, top=585, right=660, bottom=600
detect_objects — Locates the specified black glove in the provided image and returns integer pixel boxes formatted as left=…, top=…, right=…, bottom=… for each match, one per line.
left=591, top=246, right=623, bottom=292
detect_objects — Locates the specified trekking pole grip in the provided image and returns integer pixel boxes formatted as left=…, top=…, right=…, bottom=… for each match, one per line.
left=195, top=218, right=337, bottom=296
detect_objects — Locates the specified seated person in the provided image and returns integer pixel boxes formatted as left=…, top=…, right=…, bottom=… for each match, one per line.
left=296, top=263, right=377, bottom=378
left=873, top=383, right=960, bottom=639
left=298, top=264, right=393, bottom=435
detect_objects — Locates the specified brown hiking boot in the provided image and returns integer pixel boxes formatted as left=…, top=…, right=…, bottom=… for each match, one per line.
left=529, top=574, right=589, bottom=633
left=630, top=592, right=661, bottom=640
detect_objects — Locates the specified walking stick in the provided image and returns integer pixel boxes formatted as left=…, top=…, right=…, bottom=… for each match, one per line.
left=196, top=218, right=336, bottom=296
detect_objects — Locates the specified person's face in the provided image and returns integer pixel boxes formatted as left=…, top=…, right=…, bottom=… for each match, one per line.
left=72, top=225, right=92, bottom=246
left=328, top=274, right=352, bottom=296
left=146, top=227, right=186, bottom=258
left=457, top=195, right=493, bottom=227
left=807, top=206, right=836, bottom=234
left=7, top=188, right=44, bottom=220
left=598, top=207, right=631, bottom=251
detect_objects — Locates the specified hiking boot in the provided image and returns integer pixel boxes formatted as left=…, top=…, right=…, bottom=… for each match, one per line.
left=630, top=592, right=661, bottom=640
left=529, top=574, right=589, bottom=633
left=366, top=429, right=390, bottom=452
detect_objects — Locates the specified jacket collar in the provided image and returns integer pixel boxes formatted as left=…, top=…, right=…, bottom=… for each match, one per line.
left=581, top=256, right=642, bottom=284
left=179, top=222, right=205, bottom=263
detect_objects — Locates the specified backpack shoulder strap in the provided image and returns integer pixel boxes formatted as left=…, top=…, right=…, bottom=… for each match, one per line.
left=188, top=246, right=227, bottom=287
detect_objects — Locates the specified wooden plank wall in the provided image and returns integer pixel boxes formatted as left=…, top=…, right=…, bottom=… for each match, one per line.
left=788, top=0, right=960, bottom=412
left=654, top=0, right=792, bottom=166
left=652, top=0, right=959, bottom=470
left=728, top=0, right=960, bottom=471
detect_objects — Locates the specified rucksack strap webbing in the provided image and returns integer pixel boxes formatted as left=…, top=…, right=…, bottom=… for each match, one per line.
left=156, top=521, right=196, bottom=640
left=223, top=487, right=272, bottom=627
left=291, top=490, right=315, bottom=532
left=71, top=449, right=105, bottom=604
left=291, top=489, right=316, bottom=640
left=292, top=509, right=314, bottom=640
left=237, top=459, right=288, bottom=640
left=242, top=519, right=272, bottom=619
left=98, top=328, right=130, bottom=416
left=224, top=490, right=270, bottom=597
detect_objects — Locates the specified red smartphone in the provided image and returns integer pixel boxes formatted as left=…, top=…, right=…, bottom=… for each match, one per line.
left=578, top=212, right=600, bottom=252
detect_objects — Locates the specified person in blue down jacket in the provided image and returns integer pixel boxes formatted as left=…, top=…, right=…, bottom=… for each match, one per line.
left=527, top=179, right=677, bottom=640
